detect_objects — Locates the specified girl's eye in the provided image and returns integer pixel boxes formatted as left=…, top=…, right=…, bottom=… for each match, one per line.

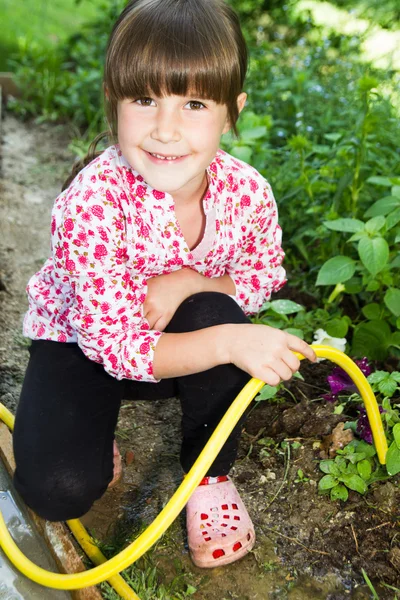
left=187, top=101, right=206, bottom=110
left=134, top=97, right=154, bottom=106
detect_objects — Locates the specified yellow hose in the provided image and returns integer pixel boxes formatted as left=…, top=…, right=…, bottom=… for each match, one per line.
left=0, top=346, right=388, bottom=599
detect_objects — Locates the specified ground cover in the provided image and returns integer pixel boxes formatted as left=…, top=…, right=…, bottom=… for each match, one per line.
left=0, top=0, right=104, bottom=70
left=0, top=114, right=399, bottom=599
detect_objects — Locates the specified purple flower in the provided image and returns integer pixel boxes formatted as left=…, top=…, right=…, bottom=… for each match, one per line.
left=323, top=358, right=372, bottom=403
left=356, top=406, right=385, bottom=444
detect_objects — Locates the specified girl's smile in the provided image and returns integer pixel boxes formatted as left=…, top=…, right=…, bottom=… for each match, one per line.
left=144, top=149, right=189, bottom=163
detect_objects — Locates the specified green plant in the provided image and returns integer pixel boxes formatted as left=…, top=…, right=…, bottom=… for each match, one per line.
left=318, top=366, right=400, bottom=500
left=318, top=439, right=377, bottom=501
left=317, top=180, right=400, bottom=360
left=294, top=468, right=310, bottom=483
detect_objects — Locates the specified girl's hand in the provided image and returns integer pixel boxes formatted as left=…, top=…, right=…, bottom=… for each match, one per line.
left=225, top=323, right=317, bottom=385
left=144, top=268, right=200, bottom=331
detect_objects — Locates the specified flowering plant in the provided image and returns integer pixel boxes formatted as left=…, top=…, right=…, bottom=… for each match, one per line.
left=322, top=357, right=371, bottom=403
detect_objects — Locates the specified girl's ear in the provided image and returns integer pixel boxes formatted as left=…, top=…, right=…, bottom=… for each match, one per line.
left=104, top=83, right=109, bottom=100
left=222, top=92, right=247, bottom=134
left=236, top=92, right=247, bottom=115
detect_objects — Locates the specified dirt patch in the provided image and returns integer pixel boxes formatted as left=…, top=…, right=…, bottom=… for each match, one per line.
left=1, top=114, right=399, bottom=599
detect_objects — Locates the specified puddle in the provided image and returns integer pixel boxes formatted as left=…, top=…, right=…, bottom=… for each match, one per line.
left=0, top=463, right=72, bottom=600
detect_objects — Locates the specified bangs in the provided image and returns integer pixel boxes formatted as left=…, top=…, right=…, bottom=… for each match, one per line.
left=105, top=0, right=244, bottom=105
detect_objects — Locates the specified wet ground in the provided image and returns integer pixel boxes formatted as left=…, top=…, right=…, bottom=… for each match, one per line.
left=0, top=460, right=73, bottom=600
left=0, top=114, right=399, bottom=599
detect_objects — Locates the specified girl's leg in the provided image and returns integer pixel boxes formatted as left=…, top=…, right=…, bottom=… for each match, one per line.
left=165, top=292, right=252, bottom=477
left=13, top=339, right=177, bottom=522
left=13, top=340, right=123, bottom=521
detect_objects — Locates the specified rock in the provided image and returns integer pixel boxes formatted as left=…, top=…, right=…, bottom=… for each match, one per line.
left=320, top=422, right=354, bottom=459
left=372, top=482, right=399, bottom=513
left=300, top=404, right=344, bottom=438
left=281, top=401, right=311, bottom=434
left=388, top=547, right=400, bottom=572
left=125, top=449, right=135, bottom=466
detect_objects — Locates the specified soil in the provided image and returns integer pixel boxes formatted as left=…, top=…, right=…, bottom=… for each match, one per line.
left=0, top=113, right=399, bottom=600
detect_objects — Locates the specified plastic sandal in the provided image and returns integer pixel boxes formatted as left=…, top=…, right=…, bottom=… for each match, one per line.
left=186, top=476, right=255, bottom=568
left=107, top=440, right=122, bottom=489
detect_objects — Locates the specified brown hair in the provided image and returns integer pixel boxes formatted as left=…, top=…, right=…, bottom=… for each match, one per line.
left=62, top=0, right=248, bottom=191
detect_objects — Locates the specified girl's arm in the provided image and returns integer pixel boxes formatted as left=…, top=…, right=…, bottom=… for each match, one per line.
left=153, top=323, right=316, bottom=383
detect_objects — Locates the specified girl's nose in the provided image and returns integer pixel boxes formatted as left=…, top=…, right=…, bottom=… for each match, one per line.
left=151, top=108, right=181, bottom=143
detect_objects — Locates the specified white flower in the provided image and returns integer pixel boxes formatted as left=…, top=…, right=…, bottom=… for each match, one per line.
left=313, top=328, right=347, bottom=360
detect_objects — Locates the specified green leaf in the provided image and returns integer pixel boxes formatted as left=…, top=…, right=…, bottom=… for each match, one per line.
left=241, top=126, right=267, bottom=141
left=340, top=474, right=367, bottom=494
left=386, top=441, right=400, bottom=476
left=365, top=279, right=380, bottom=292
left=390, top=332, right=400, bottom=350
left=323, top=218, right=364, bottom=233
left=269, top=299, right=304, bottom=315
left=230, top=146, right=252, bottom=163
left=368, top=370, right=388, bottom=384
left=324, top=133, right=342, bottom=142
left=186, top=584, right=197, bottom=595
left=319, top=460, right=336, bottom=474
left=384, top=288, right=400, bottom=317
left=355, top=440, right=376, bottom=458
left=316, top=256, right=356, bottom=286
left=330, top=484, right=348, bottom=501
left=361, top=303, right=381, bottom=320
left=364, top=196, right=400, bottom=217
left=379, top=376, right=398, bottom=397
left=365, top=216, right=386, bottom=234
left=326, top=318, right=348, bottom=338
left=366, top=176, right=394, bottom=187
left=393, top=185, right=400, bottom=198
left=259, top=301, right=271, bottom=312
left=358, top=237, right=389, bottom=276
left=283, top=327, right=304, bottom=339
left=386, top=207, right=400, bottom=230
left=348, top=230, right=368, bottom=242
left=344, top=277, right=362, bottom=294
left=357, top=459, right=372, bottom=480
left=393, top=423, right=400, bottom=448
left=256, top=384, right=279, bottom=401
left=352, top=321, right=391, bottom=360
left=319, top=474, right=338, bottom=490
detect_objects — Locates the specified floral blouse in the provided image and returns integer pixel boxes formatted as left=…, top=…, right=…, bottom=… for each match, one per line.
left=24, top=145, right=286, bottom=382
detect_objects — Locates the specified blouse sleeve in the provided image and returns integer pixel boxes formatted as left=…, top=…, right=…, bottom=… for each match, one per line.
left=226, top=180, right=287, bottom=315
left=52, top=175, right=163, bottom=383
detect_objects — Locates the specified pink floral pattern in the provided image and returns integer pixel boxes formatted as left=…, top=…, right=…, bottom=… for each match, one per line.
left=24, top=146, right=286, bottom=382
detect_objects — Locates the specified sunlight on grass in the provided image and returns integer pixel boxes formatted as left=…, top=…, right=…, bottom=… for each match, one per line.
left=0, top=0, right=103, bottom=70
left=297, top=0, right=400, bottom=69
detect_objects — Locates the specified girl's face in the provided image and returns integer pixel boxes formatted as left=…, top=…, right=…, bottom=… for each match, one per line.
left=117, top=92, right=246, bottom=203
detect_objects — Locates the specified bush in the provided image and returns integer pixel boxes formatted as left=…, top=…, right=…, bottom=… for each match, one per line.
left=7, top=0, right=400, bottom=361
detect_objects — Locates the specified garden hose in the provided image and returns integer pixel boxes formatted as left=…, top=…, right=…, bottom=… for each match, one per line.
left=0, top=345, right=388, bottom=600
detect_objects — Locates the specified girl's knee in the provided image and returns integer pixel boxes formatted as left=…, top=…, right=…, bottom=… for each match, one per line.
left=13, top=469, right=107, bottom=522
left=168, top=291, right=250, bottom=332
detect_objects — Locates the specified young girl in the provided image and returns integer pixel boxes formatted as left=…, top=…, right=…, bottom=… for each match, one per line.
left=13, top=0, right=316, bottom=569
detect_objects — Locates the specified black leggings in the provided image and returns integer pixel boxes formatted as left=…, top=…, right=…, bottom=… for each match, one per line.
left=13, top=292, right=252, bottom=522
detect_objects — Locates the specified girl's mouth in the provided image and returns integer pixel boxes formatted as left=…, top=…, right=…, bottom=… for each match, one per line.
left=144, top=150, right=188, bottom=164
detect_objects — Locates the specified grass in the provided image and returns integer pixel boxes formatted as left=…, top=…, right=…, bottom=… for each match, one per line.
left=0, top=0, right=103, bottom=70
left=93, top=519, right=200, bottom=600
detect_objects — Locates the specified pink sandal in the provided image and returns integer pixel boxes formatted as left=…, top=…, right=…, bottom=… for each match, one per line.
left=186, top=476, right=255, bottom=568
left=107, top=440, right=122, bottom=489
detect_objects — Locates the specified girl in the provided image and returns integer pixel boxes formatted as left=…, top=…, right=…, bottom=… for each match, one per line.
left=13, top=0, right=316, bottom=569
